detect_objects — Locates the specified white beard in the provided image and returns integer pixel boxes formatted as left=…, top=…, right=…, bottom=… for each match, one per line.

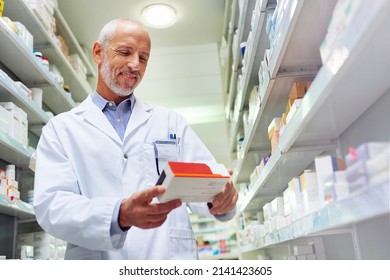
left=100, top=56, right=134, bottom=97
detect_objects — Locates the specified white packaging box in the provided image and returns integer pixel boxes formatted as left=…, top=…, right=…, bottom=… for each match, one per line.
left=300, top=170, right=321, bottom=213
left=294, top=244, right=314, bottom=256
left=288, top=176, right=304, bottom=220
left=346, top=142, right=390, bottom=167
left=18, top=107, right=28, bottom=147
left=314, top=155, right=346, bottom=207
left=0, top=185, right=7, bottom=196
left=0, top=102, right=21, bottom=142
left=156, top=161, right=230, bottom=203
left=286, top=98, right=303, bottom=124
left=0, top=105, right=10, bottom=135
left=283, top=187, right=291, bottom=216
left=271, top=197, right=284, bottom=217
left=263, top=202, right=272, bottom=221
left=268, top=117, right=282, bottom=139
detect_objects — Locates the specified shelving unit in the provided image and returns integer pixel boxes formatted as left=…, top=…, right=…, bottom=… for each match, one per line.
left=0, top=0, right=92, bottom=260
left=3, top=0, right=94, bottom=104
left=223, top=0, right=390, bottom=260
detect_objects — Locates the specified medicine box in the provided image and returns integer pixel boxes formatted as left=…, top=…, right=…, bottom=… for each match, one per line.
left=294, top=244, right=314, bottom=255
left=271, top=197, right=284, bottom=217
left=268, top=117, right=281, bottom=140
left=286, top=98, right=303, bottom=124
left=156, top=161, right=230, bottom=203
left=346, top=142, right=389, bottom=167
left=300, top=170, right=321, bottom=213
left=314, top=155, right=346, bottom=207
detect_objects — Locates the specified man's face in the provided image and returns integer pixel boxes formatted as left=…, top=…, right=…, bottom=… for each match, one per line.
left=99, top=23, right=150, bottom=97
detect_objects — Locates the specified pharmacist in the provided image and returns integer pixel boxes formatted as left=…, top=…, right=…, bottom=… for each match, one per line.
left=33, top=18, right=238, bottom=260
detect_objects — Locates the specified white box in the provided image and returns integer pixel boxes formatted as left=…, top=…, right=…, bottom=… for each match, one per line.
left=156, top=161, right=230, bottom=203
left=294, top=244, right=314, bottom=256
left=314, top=155, right=346, bottom=207
left=0, top=102, right=21, bottom=142
left=0, top=105, right=10, bottom=134
left=300, top=170, right=321, bottom=213
left=271, top=197, right=284, bottom=217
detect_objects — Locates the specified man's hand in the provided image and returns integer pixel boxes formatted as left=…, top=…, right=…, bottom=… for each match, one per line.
left=210, top=170, right=238, bottom=215
left=119, top=186, right=181, bottom=229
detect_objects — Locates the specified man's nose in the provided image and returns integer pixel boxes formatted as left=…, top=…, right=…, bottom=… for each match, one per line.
left=126, top=54, right=140, bottom=70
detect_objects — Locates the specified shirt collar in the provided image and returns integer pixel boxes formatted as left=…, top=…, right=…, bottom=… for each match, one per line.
left=91, top=91, right=136, bottom=111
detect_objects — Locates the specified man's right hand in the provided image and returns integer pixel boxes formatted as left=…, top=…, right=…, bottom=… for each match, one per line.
left=118, top=186, right=181, bottom=229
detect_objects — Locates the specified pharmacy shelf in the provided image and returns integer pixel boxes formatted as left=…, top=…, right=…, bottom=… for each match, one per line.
left=239, top=1, right=275, bottom=112
left=227, top=0, right=274, bottom=153
left=231, top=0, right=254, bottom=72
left=240, top=182, right=389, bottom=252
left=4, top=0, right=92, bottom=103
left=0, top=72, right=50, bottom=137
left=278, top=0, right=390, bottom=153
left=0, top=194, right=35, bottom=220
left=267, top=0, right=337, bottom=78
left=0, top=131, right=32, bottom=169
left=233, top=150, right=269, bottom=184
left=54, top=8, right=96, bottom=77
left=0, top=18, right=75, bottom=114
left=239, top=144, right=335, bottom=213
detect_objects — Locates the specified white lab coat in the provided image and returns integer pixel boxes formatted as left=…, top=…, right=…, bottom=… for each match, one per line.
left=33, top=94, right=235, bottom=260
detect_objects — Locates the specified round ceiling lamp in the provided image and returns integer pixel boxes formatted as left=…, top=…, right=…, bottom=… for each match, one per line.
left=141, top=4, right=177, bottom=29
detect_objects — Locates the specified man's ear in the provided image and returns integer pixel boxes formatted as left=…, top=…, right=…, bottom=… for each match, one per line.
left=92, top=41, right=104, bottom=64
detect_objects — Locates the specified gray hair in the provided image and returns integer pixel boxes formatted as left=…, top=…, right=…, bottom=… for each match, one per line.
left=98, top=18, right=146, bottom=49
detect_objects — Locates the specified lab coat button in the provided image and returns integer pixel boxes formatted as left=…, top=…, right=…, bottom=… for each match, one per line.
left=124, top=154, right=128, bottom=159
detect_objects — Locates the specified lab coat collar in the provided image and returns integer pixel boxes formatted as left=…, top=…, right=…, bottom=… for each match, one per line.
left=72, top=94, right=154, bottom=145
left=123, top=96, right=153, bottom=141
left=73, top=95, right=122, bottom=145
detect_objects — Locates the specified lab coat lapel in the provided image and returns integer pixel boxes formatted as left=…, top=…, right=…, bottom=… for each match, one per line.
left=124, top=99, right=152, bottom=140
left=81, top=96, right=122, bottom=145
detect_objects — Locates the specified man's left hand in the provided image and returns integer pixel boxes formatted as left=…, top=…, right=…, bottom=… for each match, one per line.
left=209, top=170, right=238, bottom=215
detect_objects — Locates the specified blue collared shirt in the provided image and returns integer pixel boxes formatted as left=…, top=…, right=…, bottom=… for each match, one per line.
left=91, top=92, right=135, bottom=235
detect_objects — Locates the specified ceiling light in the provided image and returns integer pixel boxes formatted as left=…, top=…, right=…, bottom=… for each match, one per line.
left=141, top=4, right=177, bottom=29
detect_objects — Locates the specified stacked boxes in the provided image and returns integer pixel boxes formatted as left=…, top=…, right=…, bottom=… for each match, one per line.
left=314, top=155, right=346, bottom=207
left=268, top=117, right=281, bottom=152
left=344, top=142, right=389, bottom=193
left=0, top=102, right=29, bottom=147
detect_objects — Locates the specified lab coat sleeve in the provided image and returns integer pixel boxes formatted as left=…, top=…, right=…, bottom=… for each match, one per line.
left=33, top=121, right=125, bottom=251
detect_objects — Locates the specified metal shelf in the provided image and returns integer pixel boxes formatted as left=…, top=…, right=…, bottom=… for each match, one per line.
left=0, top=131, right=32, bottom=169
left=239, top=144, right=335, bottom=213
left=54, top=8, right=96, bottom=77
left=279, top=0, right=390, bottom=153
left=0, top=194, right=35, bottom=220
left=3, top=0, right=91, bottom=103
left=0, top=72, right=50, bottom=137
left=267, top=0, right=337, bottom=78
left=241, top=182, right=389, bottom=252
left=0, top=18, right=74, bottom=114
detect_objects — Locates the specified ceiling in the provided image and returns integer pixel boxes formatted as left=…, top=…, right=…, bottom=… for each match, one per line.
left=57, top=0, right=233, bottom=167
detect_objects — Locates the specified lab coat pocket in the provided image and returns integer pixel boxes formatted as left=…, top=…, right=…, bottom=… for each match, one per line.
left=154, top=140, right=180, bottom=173
left=169, top=227, right=198, bottom=260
